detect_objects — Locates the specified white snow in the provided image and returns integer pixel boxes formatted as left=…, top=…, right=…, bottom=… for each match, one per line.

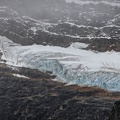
left=13, top=74, right=29, bottom=79
left=63, top=22, right=98, bottom=29
left=30, top=27, right=37, bottom=34
left=66, top=0, right=120, bottom=7
left=1, top=36, right=120, bottom=91
left=70, top=42, right=89, bottom=49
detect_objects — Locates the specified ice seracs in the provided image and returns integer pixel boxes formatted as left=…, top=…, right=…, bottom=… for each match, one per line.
left=1, top=36, right=120, bottom=91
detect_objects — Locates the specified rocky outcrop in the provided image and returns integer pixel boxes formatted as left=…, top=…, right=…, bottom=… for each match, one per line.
left=109, top=101, right=120, bottom=120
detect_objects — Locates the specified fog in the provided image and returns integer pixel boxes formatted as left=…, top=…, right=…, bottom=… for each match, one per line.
left=0, top=0, right=120, bottom=24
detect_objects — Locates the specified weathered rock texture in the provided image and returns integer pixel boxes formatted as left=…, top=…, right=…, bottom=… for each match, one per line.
left=0, top=63, right=120, bottom=120
left=109, top=101, right=120, bottom=120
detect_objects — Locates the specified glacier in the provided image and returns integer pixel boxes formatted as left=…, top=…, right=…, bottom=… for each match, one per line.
left=1, top=36, right=120, bottom=91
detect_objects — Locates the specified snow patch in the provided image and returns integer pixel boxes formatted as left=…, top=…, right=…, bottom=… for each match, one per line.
left=13, top=74, right=29, bottom=79
left=70, top=42, right=89, bottom=49
left=66, top=0, right=120, bottom=7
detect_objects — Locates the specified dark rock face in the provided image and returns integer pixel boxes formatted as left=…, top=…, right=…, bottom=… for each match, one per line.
left=109, top=101, right=120, bottom=120
left=0, top=63, right=120, bottom=120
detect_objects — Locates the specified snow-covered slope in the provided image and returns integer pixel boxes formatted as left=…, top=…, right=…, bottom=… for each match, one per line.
left=66, top=0, right=120, bottom=6
left=1, top=36, right=120, bottom=91
left=0, top=6, right=120, bottom=51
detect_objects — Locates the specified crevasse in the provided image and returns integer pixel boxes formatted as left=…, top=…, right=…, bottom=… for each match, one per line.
left=1, top=36, right=120, bottom=91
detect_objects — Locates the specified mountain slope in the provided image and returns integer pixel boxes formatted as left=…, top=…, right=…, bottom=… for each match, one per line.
left=0, top=1, right=120, bottom=91
left=0, top=1, right=120, bottom=120
left=0, top=4, right=120, bottom=51
left=0, top=61, right=120, bottom=120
